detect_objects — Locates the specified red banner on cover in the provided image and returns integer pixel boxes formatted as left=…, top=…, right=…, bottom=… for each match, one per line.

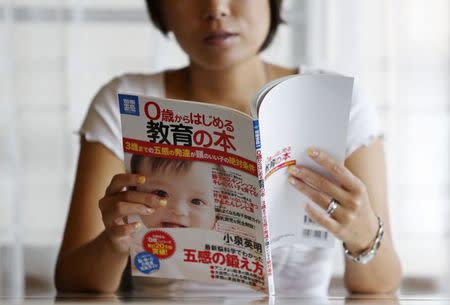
left=123, top=137, right=257, bottom=176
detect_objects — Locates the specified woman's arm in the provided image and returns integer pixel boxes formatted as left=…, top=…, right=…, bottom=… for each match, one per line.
left=54, top=138, right=129, bottom=292
left=342, top=138, right=402, bottom=293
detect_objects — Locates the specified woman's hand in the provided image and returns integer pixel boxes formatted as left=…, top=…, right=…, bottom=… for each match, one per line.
left=98, top=174, right=160, bottom=254
left=288, top=147, right=379, bottom=254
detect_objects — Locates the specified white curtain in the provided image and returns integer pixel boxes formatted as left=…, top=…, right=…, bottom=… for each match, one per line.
left=0, top=0, right=448, bottom=296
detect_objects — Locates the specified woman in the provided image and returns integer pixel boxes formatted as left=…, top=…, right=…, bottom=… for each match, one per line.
left=54, top=0, right=402, bottom=296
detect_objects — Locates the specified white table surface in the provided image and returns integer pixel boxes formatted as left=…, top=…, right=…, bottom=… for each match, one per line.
left=1, top=293, right=449, bottom=305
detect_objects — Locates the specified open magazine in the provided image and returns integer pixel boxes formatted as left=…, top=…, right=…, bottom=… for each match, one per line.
left=118, top=74, right=353, bottom=295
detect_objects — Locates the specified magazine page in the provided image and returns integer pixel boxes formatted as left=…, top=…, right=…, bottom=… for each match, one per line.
left=255, top=74, right=354, bottom=249
left=117, top=94, right=273, bottom=294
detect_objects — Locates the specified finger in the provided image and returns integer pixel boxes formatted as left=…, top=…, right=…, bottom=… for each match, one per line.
left=106, top=173, right=147, bottom=195
left=110, top=202, right=155, bottom=225
left=304, top=203, right=340, bottom=236
left=306, top=147, right=362, bottom=193
left=116, top=191, right=165, bottom=209
left=108, top=222, right=142, bottom=239
left=288, top=165, right=349, bottom=204
left=288, top=176, right=349, bottom=223
left=100, top=193, right=163, bottom=226
left=100, top=191, right=163, bottom=213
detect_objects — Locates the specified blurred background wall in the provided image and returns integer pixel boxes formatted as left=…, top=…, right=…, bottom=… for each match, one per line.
left=0, top=0, right=448, bottom=297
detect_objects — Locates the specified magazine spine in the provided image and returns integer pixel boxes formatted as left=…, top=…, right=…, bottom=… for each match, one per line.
left=253, top=119, right=275, bottom=295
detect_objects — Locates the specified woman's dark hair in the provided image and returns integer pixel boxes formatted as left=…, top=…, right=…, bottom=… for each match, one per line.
left=145, top=0, right=284, bottom=52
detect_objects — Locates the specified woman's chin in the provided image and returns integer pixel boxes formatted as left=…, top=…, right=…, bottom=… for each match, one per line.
left=191, top=50, right=257, bottom=71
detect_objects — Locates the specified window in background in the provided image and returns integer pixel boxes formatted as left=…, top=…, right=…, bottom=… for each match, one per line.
left=0, top=0, right=448, bottom=296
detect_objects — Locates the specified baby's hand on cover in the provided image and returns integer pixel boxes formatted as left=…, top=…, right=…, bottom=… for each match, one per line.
left=98, top=174, right=160, bottom=254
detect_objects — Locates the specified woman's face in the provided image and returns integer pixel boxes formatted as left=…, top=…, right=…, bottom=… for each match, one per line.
left=161, top=0, right=271, bottom=70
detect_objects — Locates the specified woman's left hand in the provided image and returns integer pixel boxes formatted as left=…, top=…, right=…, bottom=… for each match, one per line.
left=288, top=147, right=379, bottom=253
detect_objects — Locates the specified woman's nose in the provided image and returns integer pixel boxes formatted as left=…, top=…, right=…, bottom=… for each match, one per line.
left=204, top=0, right=231, bottom=21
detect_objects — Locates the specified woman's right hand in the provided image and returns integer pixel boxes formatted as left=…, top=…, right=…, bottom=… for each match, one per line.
left=98, top=174, right=158, bottom=254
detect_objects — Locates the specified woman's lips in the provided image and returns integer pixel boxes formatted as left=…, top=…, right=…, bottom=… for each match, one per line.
left=204, top=31, right=239, bottom=47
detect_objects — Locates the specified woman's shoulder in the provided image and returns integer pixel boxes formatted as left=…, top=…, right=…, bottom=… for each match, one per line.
left=99, top=71, right=165, bottom=97
left=87, top=71, right=166, bottom=117
left=267, top=63, right=297, bottom=80
left=80, top=71, right=167, bottom=161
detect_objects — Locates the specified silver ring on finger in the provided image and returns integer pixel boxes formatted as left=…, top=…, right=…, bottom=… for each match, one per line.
left=326, top=198, right=339, bottom=217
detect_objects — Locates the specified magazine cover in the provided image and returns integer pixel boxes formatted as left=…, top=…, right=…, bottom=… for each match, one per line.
left=117, top=74, right=353, bottom=295
left=118, top=94, right=273, bottom=294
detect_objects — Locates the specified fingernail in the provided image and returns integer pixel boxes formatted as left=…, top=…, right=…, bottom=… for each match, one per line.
left=137, top=176, right=146, bottom=184
left=143, top=207, right=154, bottom=214
left=288, top=176, right=297, bottom=185
left=307, top=147, right=319, bottom=157
left=158, top=199, right=167, bottom=207
left=134, top=222, right=141, bottom=230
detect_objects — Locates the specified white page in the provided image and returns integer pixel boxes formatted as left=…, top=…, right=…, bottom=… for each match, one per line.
left=257, top=74, right=353, bottom=248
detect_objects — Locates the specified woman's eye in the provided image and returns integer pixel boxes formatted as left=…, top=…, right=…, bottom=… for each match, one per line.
left=191, top=198, right=206, bottom=206
left=152, top=190, right=168, bottom=198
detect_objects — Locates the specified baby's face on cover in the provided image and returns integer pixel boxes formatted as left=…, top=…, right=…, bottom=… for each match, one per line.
left=136, top=160, right=216, bottom=229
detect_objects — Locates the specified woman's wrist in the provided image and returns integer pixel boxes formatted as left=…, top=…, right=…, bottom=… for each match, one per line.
left=343, top=215, right=385, bottom=264
left=55, top=231, right=129, bottom=292
left=100, top=230, right=132, bottom=257
left=343, top=212, right=380, bottom=254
